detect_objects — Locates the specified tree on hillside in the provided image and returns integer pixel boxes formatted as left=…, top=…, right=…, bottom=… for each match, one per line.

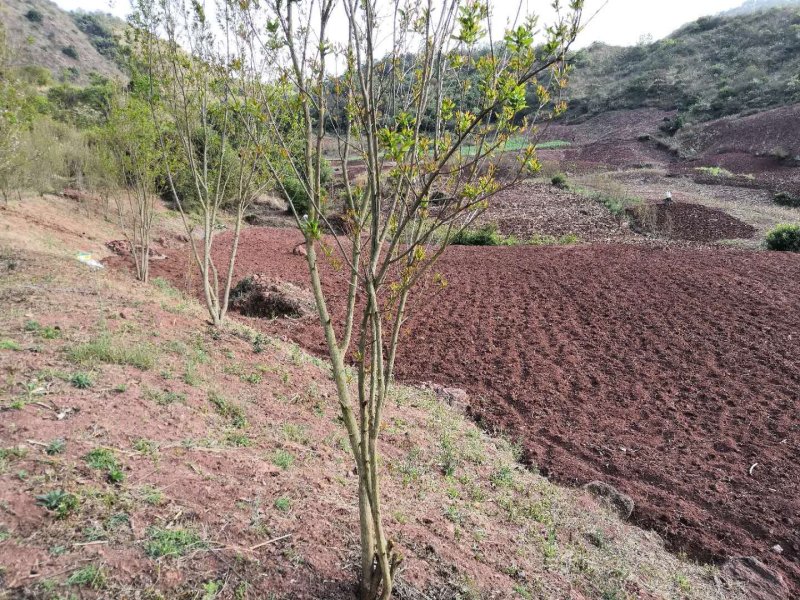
left=232, top=0, right=584, bottom=597
left=0, top=24, right=22, bottom=203
left=104, top=94, right=162, bottom=282
left=130, top=0, right=278, bottom=325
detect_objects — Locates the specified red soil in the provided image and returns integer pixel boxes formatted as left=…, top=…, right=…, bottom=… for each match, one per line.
left=151, top=229, right=800, bottom=592
left=626, top=201, right=757, bottom=242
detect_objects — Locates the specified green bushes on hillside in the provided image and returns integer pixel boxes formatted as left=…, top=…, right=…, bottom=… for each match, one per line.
left=765, top=223, right=800, bottom=251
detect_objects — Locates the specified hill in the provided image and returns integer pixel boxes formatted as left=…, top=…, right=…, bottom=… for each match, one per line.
left=563, top=6, right=800, bottom=123
left=0, top=0, right=123, bottom=85
left=723, top=0, right=800, bottom=16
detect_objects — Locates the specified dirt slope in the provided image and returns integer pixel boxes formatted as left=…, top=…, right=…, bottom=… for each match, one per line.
left=153, top=227, right=800, bottom=596
left=0, top=195, right=744, bottom=599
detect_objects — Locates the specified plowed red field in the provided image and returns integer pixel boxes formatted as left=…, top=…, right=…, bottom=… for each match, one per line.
left=151, top=228, right=800, bottom=591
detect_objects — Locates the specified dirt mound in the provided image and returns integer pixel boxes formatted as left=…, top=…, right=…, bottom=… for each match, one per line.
left=151, top=228, right=800, bottom=594
left=626, top=202, right=756, bottom=242
left=105, top=239, right=167, bottom=259
left=230, top=274, right=315, bottom=319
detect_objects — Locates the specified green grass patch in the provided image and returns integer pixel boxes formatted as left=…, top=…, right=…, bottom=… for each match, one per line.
left=143, top=387, right=187, bottom=406
left=68, top=333, right=156, bottom=370
left=208, top=391, right=248, bottom=428
left=144, top=527, right=205, bottom=558
left=69, top=372, right=93, bottom=389
left=537, top=140, right=571, bottom=149
left=765, top=223, right=800, bottom=252
left=0, top=339, right=21, bottom=351
left=272, top=449, right=294, bottom=470
left=451, top=224, right=520, bottom=246
left=36, top=490, right=79, bottom=519
left=67, top=564, right=106, bottom=588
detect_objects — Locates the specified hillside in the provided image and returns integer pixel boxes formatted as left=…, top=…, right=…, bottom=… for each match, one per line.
left=723, top=0, right=800, bottom=16
left=564, top=6, right=800, bottom=123
left=1, top=0, right=123, bottom=85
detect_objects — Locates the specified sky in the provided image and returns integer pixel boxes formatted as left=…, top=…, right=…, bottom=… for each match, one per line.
left=51, top=0, right=747, bottom=48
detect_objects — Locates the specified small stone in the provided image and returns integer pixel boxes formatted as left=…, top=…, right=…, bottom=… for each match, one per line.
left=771, top=544, right=783, bottom=554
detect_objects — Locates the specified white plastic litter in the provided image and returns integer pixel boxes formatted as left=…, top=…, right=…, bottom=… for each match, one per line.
left=76, top=251, right=104, bottom=270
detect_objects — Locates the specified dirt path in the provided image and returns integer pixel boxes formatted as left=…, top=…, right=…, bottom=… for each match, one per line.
left=150, top=228, right=800, bottom=593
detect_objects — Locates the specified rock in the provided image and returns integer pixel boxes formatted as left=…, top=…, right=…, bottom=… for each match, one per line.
left=771, top=544, right=783, bottom=554
left=584, top=481, right=634, bottom=520
left=721, top=556, right=790, bottom=600
left=292, top=244, right=307, bottom=257
left=230, top=274, right=315, bottom=319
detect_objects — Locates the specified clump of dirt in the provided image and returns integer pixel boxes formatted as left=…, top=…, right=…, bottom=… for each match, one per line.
left=230, top=274, right=315, bottom=319
left=625, top=201, right=756, bottom=242
left=105, top=239, right=167, bottom=259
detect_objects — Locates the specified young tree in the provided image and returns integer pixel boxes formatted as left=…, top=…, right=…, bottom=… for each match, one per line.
left=105, top=94, right=162, bottom=282
left=235, top=1, right=585, bottom=596
left=130, top=0, right=276, bottom=325
left=0, top=24, right=22, bottom=203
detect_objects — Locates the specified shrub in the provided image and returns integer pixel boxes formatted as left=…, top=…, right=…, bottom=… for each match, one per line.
left=61, top=46, right=79, bottom=60
left=279, top=158, right=331, bottom=216
left=451, top=224, right=518, bottom=246
left=551, top=173, right=568, bottom=189
left=765, top=223, right=800, bottom=252
left=773, top=192, right=800, bottom=208
left=25, top=9, right=43, bottom=23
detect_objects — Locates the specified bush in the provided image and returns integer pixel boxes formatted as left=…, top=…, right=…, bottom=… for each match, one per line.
left=765, top=223, right=800, bottom=252
left=279, top=159, right=332, bottom=216
left=451, top=223, right=518, bottom=246
left=551, top=173, right=568, bottom=189
left=61, top=46, right=78, bottom=60
left=25, top=9, right=43, bottom=23
left=773, top=192, right=800, bottom=208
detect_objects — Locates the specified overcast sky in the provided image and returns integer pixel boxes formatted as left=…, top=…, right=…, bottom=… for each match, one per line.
left=51, top=0, right=746, bottom=47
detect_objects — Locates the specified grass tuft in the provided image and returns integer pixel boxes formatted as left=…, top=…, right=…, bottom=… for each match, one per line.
left=68, top=333, right=156, bottom=370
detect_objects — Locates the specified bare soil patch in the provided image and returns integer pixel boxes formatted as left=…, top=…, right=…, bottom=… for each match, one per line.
left=151, top=228, right=800, bottom=594
left=626, top=201, right=757, bottom=242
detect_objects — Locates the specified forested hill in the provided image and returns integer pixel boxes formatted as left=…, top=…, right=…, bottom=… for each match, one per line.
left=562, top=6, right=800, bottom=123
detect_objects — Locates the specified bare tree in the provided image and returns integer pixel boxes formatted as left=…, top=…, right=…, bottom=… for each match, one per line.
left=105, top=94, right=161, bottom=282
left=131, top=0, right=276, bottom=325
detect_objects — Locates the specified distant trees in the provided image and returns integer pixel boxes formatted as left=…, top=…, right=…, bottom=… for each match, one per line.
left=131, top=0, right=279, bottom=325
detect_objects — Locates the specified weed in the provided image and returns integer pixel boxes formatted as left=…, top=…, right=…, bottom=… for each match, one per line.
left=67, top=565, right=105, bottom=588
left=490, top=465, right=515, bottom=488
left=694, top=166, right=734, bottom=178
left=225, top=431, right=251, bottom=447
left=551, top=173, right=568, bottom=188
left=46, top=438, right=66, bottom=455
left=0, top=339, right=20, bottom=350
left=444, top=504, right=464, bottom=524
left=274, top=497, right=291, bottom=512
left=134, top=439, right=159, bottom=457
left=68, top=334, right=155, bottom=370
left=113, top=383, right=128, bottom=393
left=69, top=372, right=93, bottom=389
left=139, top=485, right=165, bottom=506
left=272, top=449, right=294, bottom=470
left=36, top=490, right=78, bottom=519
left=144, top=527, right=205, bottom=558
left=84, top=448, right=118, bottom=471
left=675, top=574, right=692, bottom=593
left=281, top=423, right=309, bottom=444
left=143, top=387, right=186, bottom=406
left=202, top=580, right=222, bottom=599
left=84, top=448, right=124, bottom=483
left=209, top=391, right=248, bottom=428
left=26, top=321, right=61, bottom=339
